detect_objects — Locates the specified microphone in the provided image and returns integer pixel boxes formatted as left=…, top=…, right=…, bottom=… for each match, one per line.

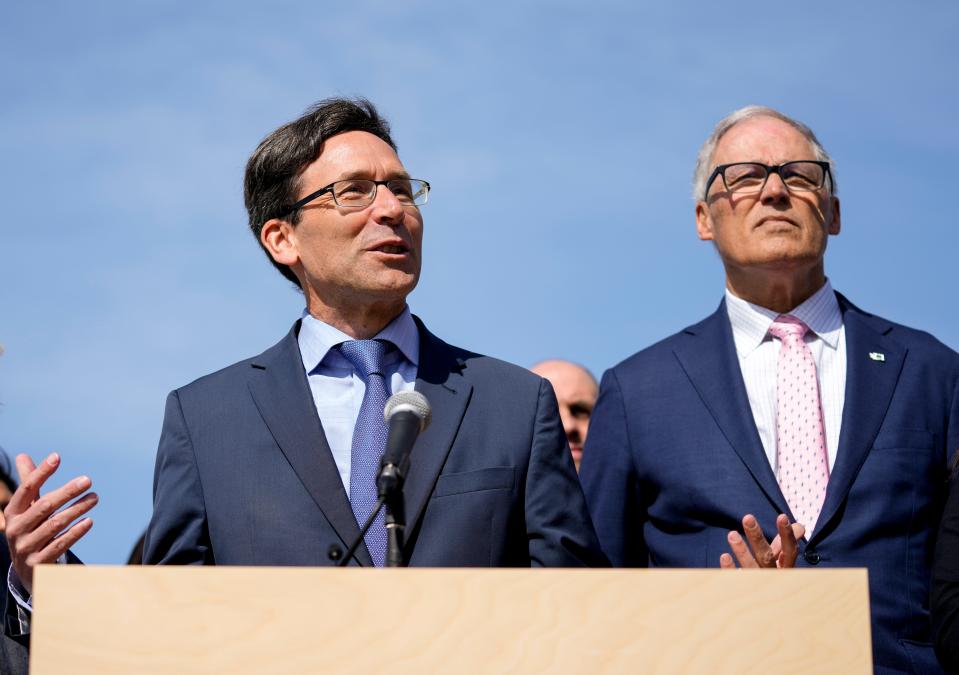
left=335, top=392, right=431, bottom=567
left=377, top=391, right=432, bottom=498
left=378, top=391, right=431, bottom=567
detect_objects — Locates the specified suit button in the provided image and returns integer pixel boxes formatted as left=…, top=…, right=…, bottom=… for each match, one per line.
left=327, top=544, right=344, bottom=562
left=804, top=550, right=821, bottom=565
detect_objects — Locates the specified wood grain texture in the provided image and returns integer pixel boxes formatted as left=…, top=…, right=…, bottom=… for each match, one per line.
left=30, top=566, right=871, bottom=674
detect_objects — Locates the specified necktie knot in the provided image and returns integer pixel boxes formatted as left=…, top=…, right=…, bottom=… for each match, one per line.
left=768, top=315, right=809, bottom=342
left=336, top=339, right=391, bottom=378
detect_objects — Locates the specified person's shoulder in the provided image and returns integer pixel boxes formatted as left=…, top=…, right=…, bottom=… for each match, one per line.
left=465, top=351, right=544, bottom=390
left=609, top=308, right=723, bottom=378
left=415, top=319, right=542, bottom=392
left=840, top=294, right=959, bottom=362
left=430, top=338, right=542, bottom=387
left=172, top=325, right=298, bottom=397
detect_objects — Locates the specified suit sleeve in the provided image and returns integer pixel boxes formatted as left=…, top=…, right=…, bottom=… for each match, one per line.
left=142, top=391, right=214, bottom=565
left=933, top=378, right=959, bottom=671
left=525, top=379, right=608, bottom=567
left=933, top=473, right=959, bottom=672
left=579, top=368, right=647, bottom=567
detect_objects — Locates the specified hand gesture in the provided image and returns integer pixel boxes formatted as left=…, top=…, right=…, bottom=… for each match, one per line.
left=3, top=453, right=98, bottom=594
left=719, top=514, right=805, bottom=569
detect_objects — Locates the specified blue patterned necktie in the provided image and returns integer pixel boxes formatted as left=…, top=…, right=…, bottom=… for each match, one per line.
left=336, top=339, right=391, bottom=567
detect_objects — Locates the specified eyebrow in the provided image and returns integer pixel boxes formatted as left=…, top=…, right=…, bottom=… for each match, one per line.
left=335, top=169, right=412, bottom=181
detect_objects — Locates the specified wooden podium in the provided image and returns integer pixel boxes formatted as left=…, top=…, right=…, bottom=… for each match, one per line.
left=30, top=566, right=871, bottom=674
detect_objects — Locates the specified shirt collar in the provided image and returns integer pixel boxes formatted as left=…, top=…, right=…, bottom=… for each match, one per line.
left=297, top=305, right=420, bottom=373
left=725, top=279, right=843, bottom=357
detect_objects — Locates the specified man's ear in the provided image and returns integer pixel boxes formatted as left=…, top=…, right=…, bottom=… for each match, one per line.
left=827, top=196, right=841, bottom=236
left=260, top=218, right=300, bottom=267
left=695, top=201, right=714, bottom=241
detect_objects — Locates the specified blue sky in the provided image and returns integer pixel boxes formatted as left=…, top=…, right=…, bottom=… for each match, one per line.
left=2, top=1, right=957, bottom=563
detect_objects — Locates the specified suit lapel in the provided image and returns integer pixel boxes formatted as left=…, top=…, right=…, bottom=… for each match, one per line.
left=811, top=296, right=906, bottom=542
left=672, top=302, right=791, bottom=515
left=403, top=318, right=472, bottom=542
left=246, top=324, right=372, bottom=566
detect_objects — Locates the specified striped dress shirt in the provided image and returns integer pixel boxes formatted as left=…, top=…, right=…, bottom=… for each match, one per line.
left=725, top=280, right=847, bottom=473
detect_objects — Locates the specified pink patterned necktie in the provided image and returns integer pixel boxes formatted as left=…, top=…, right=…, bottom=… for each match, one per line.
left=768, top=315, right=830, bottom=535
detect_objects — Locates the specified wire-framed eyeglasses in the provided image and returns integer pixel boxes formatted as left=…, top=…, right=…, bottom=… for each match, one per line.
left=285, top=178, right=430, bottom=214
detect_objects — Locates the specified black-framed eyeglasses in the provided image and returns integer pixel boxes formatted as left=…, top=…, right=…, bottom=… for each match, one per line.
left=703, top=161, right=832, bottom=200
left=285, top=178, right=430, bottom=214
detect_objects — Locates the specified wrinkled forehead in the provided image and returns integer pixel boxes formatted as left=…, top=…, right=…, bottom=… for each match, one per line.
left=713, top=116, right=818, bottom=166
left=296, top=131, right=409, bottom=194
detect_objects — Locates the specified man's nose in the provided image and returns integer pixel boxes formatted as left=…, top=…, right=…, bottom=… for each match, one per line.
left=370, top=184, right=405, bottom=221
left=760, top=171, right=790, bottom=204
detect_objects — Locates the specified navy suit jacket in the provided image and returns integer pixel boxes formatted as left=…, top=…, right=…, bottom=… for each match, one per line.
left=580, top=294, right=959, bottom=674
left=143, top=318, right=604, bottom=568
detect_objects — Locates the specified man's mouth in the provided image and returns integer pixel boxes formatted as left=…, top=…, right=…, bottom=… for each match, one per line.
left=756, top=215, right=797, bottom=228
left=371, top=241, right=410, bottom=254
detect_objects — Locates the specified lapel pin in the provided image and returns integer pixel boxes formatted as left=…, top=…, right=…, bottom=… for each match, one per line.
left=868, top=352, right=885, bottom=362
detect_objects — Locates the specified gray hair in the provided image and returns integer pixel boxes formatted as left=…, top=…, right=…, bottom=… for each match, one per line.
left=692, top=105, right=837, bottom=201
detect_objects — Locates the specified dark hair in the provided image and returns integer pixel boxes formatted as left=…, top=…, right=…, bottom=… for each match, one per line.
left=0, top=447, right=16, bottom=494
left=127, top=531, right=146, bottom=565
left=243, top=97, right=397, bottom=287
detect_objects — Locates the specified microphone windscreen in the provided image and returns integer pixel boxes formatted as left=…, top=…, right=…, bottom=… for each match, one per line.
left=383, top=391, right=432, bottom=431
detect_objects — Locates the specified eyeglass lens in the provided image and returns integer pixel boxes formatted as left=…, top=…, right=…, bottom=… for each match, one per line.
left=332, top=179, right=429, bottom=206
left=723, top=162, right=825, bottom=193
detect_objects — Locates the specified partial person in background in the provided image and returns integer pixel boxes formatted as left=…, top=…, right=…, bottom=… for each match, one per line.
left=580, top=105, right=959, bottom=674
left=127, top=531, right=146, bottom=565
left=0, top=450, right=15, bottom=516
left=0, top=448, right=29, bottom=675
left=932, top=457, right=959, bottom=672
left=1, top=340, right=98, bottom=640
left=530, top=360, right=598, bottom=472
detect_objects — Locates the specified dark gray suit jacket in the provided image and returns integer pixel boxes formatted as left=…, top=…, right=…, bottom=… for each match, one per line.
left=144, top=318, right=605, bottom=568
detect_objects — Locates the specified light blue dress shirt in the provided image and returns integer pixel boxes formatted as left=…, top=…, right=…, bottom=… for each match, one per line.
left=297, top=306, right=420, bottom=495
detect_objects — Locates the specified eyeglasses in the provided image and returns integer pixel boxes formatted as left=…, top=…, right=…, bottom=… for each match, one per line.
left=286, top=178, right=430, bottom=213
left=703, top=161, right=832, bottom=200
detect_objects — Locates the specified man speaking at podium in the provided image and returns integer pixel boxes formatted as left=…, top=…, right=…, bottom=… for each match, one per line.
left=141, top=98, right=603, bottom=569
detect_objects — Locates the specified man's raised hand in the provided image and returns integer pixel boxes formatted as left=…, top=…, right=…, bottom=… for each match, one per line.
left=3, top=453, right=97, bottom=594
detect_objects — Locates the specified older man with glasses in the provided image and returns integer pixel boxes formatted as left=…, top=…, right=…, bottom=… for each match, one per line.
left=580, top=105, right=959, bottom=674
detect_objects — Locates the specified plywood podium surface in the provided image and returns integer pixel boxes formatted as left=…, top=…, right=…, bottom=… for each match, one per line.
left=30, top=566, right=871, bottom=674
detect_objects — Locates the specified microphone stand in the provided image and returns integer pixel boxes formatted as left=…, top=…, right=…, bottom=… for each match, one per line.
left=336, top=454, right=411, bottom=568
left=336, top=496, right=386, bottom=567
left=379, top=460, right=407, bottom=568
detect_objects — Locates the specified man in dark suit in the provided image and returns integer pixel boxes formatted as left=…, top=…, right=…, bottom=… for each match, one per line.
left=142, top=98, right=603, bottom=568
left=580, top=106, right=959, bottom=674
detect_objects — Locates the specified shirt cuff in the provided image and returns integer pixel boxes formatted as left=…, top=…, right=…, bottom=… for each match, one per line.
left=7, top=563, right=31, bottom=634
left=6, top=553, right=69, bottom=635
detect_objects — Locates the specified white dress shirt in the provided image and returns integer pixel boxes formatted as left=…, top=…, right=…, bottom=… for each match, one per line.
left=297, top=306, right=420, bottom=495
left=725, top=280, right=847, bottom=473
